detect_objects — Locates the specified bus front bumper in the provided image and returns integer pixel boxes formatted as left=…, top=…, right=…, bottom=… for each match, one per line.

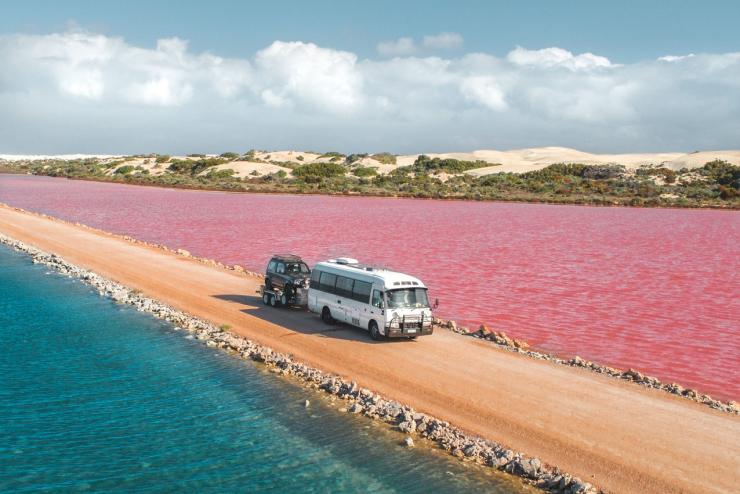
left=385, top=325, right=433, bottom=338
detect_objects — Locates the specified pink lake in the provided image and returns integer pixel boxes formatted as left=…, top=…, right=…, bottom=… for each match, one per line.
left=1, top=175, right=738, bottom=400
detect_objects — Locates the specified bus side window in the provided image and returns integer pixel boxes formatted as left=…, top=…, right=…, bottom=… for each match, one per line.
left=371, top=290, right=384, bottom=309
left=310, top=269, right=321, bottom=289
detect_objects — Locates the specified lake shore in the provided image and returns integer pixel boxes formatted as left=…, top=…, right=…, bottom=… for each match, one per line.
left=0, top=204, right=738, bottom=493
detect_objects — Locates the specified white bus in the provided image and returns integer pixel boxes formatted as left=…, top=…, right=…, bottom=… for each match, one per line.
left=307, top=258, right=434, bottom=340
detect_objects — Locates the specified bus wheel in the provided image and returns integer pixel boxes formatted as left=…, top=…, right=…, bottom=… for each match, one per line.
left=262, top=292, right=270, bottom=305
left=369, top=321, right=381, bottom=341
left=270, top=294, right=278, bottom=307
left=280, top=292, right=288, bottom=306
left=321, top=307, right=334, bottom=324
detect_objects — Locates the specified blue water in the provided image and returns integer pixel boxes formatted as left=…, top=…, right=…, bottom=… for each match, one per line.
left=0, top=246, right=526, bottom=493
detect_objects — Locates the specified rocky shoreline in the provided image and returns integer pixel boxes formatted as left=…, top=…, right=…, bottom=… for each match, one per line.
left=0, top=202, right=736, bottom=416
left=438, top=319, right=739, bottom=415
left=0, top=232, right=602, bottom=494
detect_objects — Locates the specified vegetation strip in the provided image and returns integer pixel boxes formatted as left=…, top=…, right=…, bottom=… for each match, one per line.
left=0, top=232, right=601, bottom=494
left=1, top=202, right=736, bottom=415
left=2, top=152, right=738, bottom=208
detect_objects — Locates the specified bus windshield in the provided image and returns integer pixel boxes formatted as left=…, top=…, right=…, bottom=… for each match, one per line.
left=386, top=288, right=429, bottom=309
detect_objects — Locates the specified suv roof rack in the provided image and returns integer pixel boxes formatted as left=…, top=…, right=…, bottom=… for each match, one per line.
left=271, top=254, right=304, bottom=261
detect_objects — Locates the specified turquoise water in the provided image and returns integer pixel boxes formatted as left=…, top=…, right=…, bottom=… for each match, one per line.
left=0, top=246, right=526, bottom=493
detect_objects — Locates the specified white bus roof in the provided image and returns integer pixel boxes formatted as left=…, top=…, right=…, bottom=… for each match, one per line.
left=314, top=260, right=427, bottom=291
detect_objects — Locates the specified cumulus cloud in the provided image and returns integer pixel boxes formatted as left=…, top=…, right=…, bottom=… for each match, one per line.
left=460, top=76, right=506, bottom=111
left=0, top=30, right=739, bottom=153
left=422, top=32, right=463, bottom=50
left=508, top=46, right=613, bottom=70
left=255, top=41, right=362, bottom=113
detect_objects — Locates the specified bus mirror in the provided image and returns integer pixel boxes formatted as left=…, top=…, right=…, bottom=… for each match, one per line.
left=434, top=298, right=439, bottom=309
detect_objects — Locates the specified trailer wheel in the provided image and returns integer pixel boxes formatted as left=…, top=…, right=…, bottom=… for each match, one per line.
left=262, top=292, right=270, bottom=305
left=321, top=307, right=334, bottom=324
left=270, top=294, right=278, bottom=307
left=369, top=320, right=381, bottom=341
left=280, top=291, right=289, bottom=306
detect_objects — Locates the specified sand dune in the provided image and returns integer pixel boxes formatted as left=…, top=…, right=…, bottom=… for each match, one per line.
left=398, top=147, right=740, bottom=176
left=3, top=148, right=739, bottom=177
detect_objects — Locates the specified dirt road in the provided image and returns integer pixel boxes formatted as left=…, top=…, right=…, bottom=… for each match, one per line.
left=0, top=205, right=737, bottom=493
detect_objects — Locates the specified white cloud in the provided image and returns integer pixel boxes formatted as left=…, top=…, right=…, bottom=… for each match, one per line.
left=376, top=37, right=417, bottom=56
left=460, top=76, right=506, bottom=111
left=255, top=41, right=363, bottom=113
left=126, top=77, right=193, bottom=106
left=0, top=30, right=739, bottom=154
left=507, top=46, right=613, bottom=70
left=658, top=54, right=695, bottom=62
left=423, top=32, right=463, bottom=50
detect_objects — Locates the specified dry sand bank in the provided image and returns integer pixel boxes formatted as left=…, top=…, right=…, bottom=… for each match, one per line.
left=0, top=205, right=738, bottom=493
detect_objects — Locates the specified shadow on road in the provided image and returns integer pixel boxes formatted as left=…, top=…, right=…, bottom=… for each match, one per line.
left=212, top=293, right=416, bottom=345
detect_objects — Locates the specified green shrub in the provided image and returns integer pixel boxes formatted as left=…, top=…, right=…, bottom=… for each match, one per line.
left=345, top=153, right=368, bottom=164
left=186, top=153, right=206, bottom=158
left=155, top=155, right=171, bottom=163
left=205, top=168, right=236, bottom=179
left=412, top=155, right=489, bottom=174
left=353, top=166, right=377, bottom=177
left=371, top=152, right=397, bottom=165
left=293, top=162, right=346, bottom=181
left=114, top=165, right=135, bottom=175
left=701, top=160, right=739, bottom=188
left=719, top=185, right=738, bottom=199
left=219, top=152, right=239, bottom=160
left=636, top=166, right=676, bottom=183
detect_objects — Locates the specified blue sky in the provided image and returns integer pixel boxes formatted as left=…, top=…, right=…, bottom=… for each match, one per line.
left=0, top=1, right=739, bottom=154
left=5, top=0, right=739, bottom=61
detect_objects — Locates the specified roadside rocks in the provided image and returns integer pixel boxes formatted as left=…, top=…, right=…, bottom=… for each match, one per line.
left=433, top=316, right=738, bottom=415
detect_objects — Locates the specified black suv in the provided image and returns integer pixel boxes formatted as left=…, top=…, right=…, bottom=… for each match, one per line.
left=264, top=254, right=311, bottom=306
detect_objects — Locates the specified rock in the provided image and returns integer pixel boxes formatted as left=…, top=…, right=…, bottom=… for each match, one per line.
left=512, top=339, right=527, bottom=349
left=232, top=264, right=245, bottom=272
left=624, top=368, right=643, bottom=381
left=348, top=403, right=363, bottom=414
left=521, top=457, right=541, bottom=477
left=398, top=421, right=415, bottom=433
left=403, top=436, right=415, bottom=448
left=463, top=444, right=478, bottom=457
left=176, top=249, right=191, bottom=257
left=304, top=399, right=310, bottom=408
